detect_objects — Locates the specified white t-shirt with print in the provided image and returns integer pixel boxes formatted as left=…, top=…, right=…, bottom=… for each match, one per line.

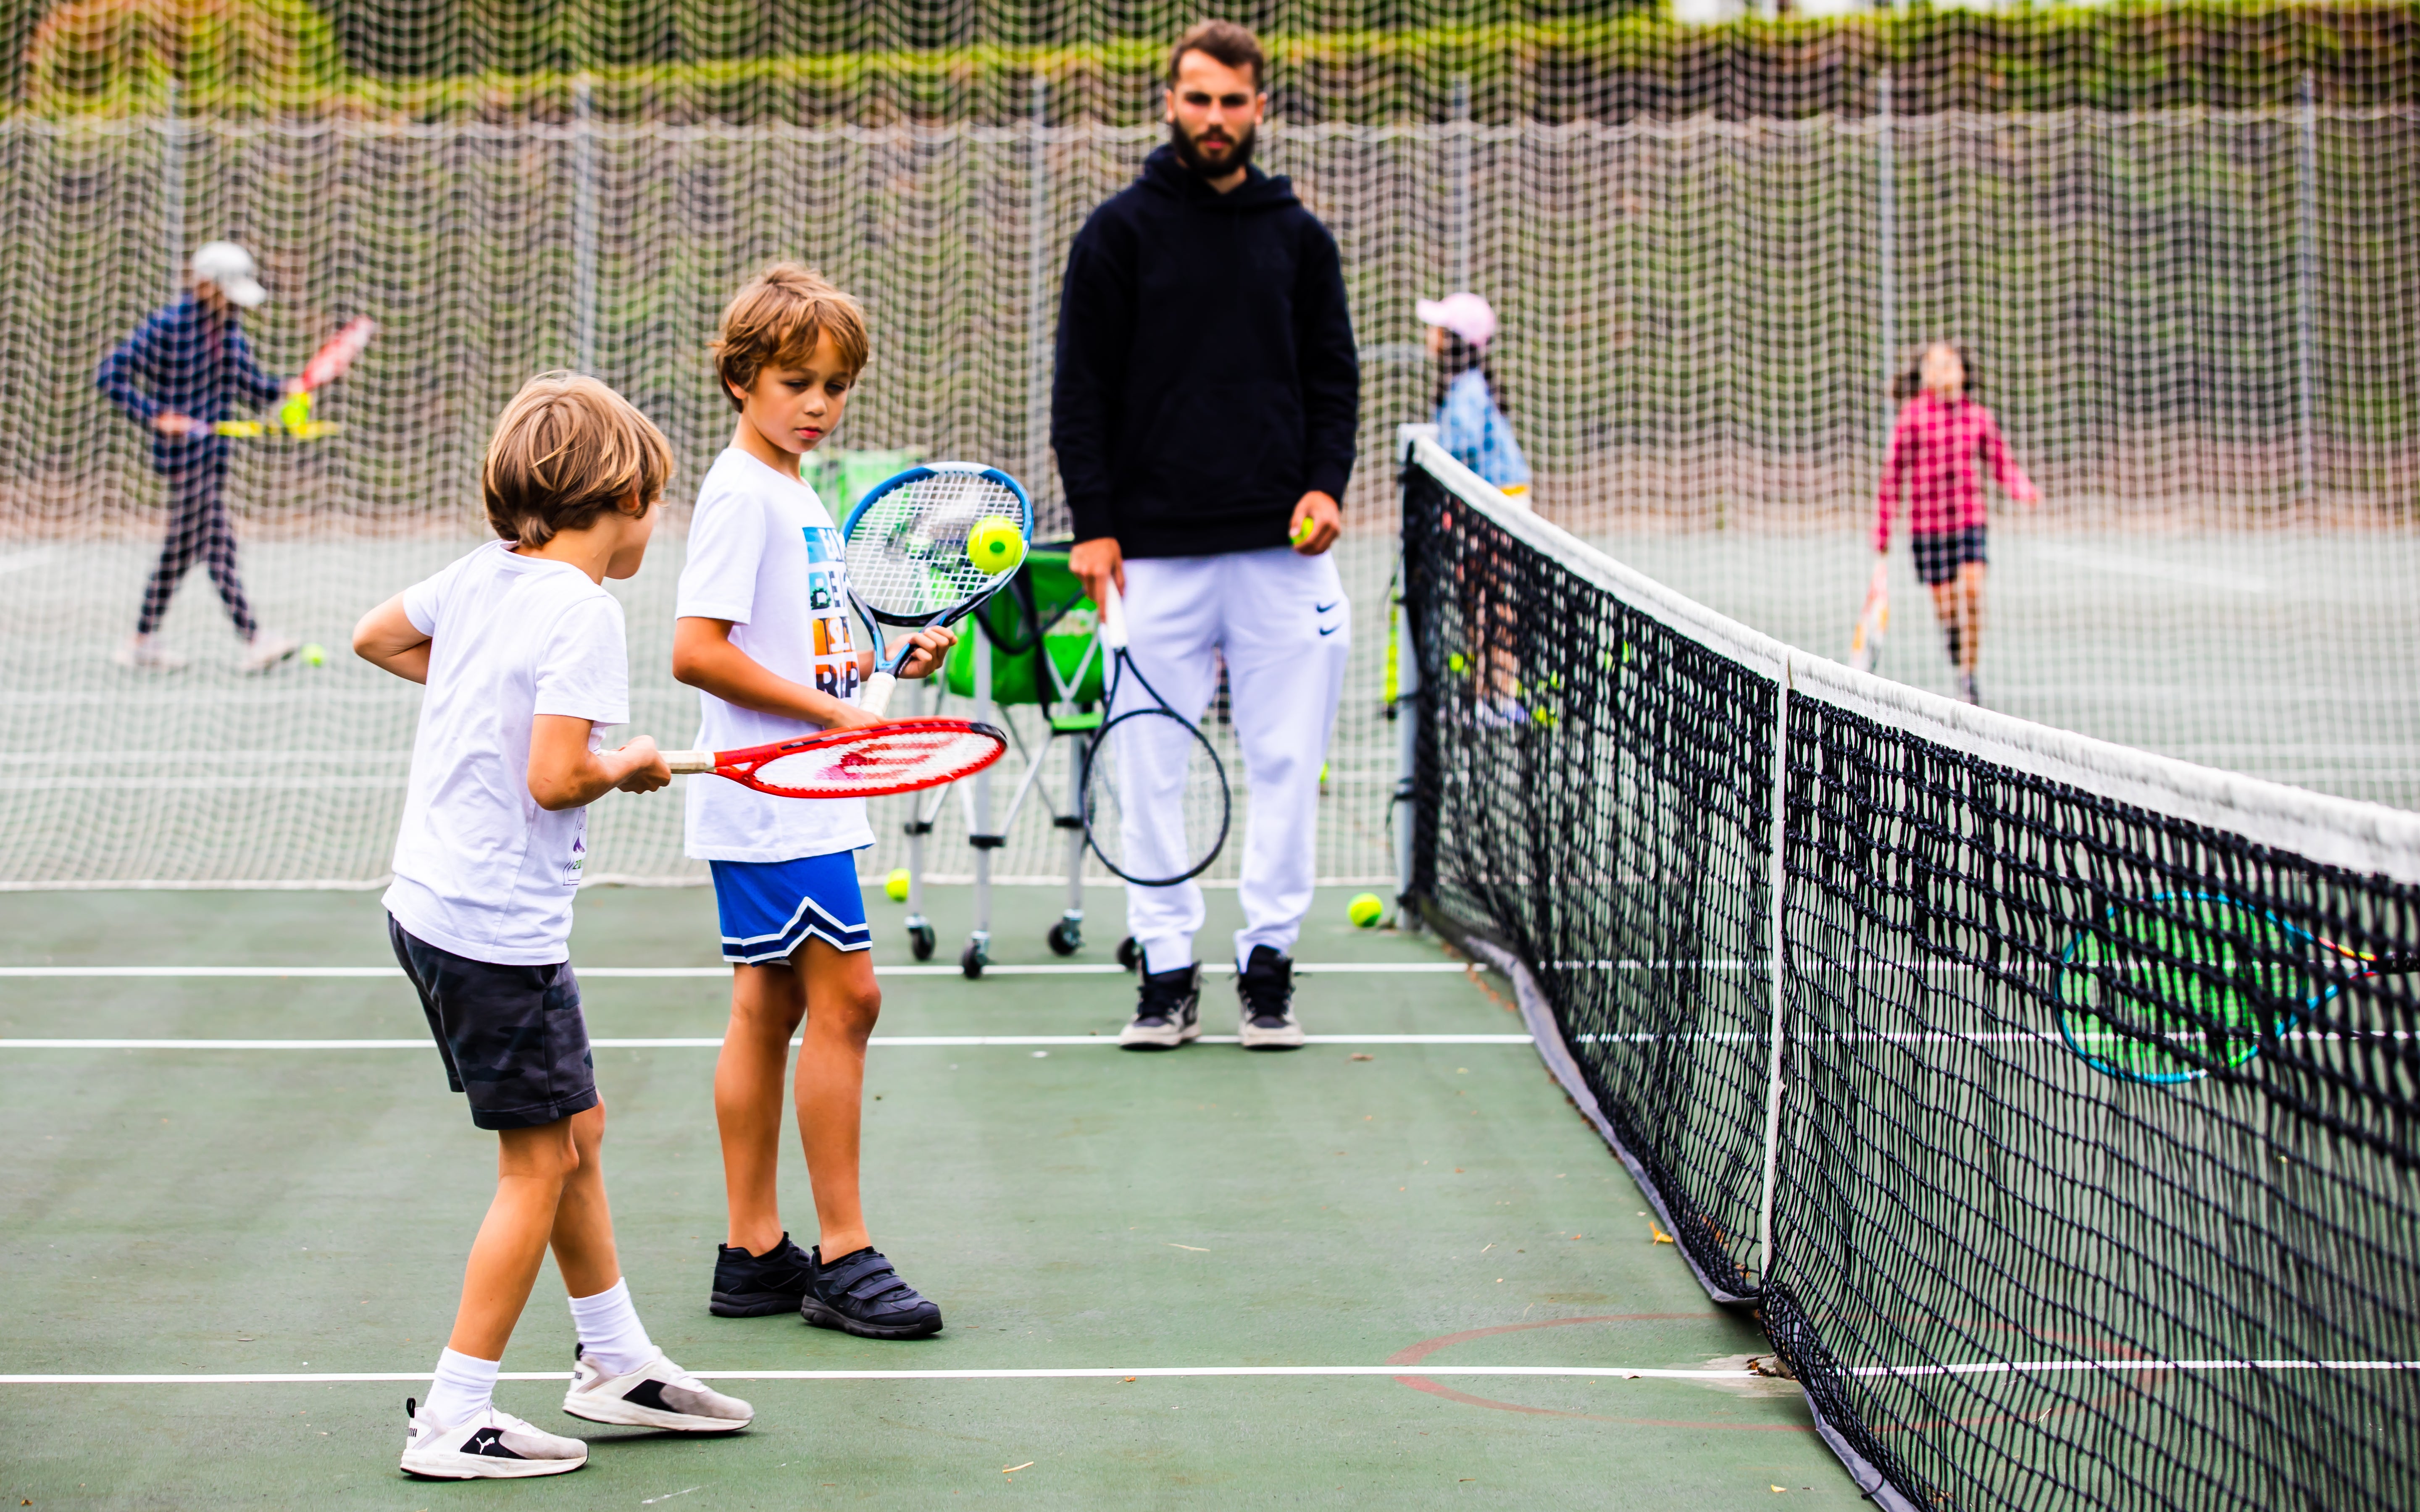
left=678, top=447, right=874, bottom=863
left=383, top=541, right=631, bottom=965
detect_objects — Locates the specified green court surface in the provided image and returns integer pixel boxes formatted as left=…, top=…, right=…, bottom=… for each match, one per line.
left=0, top=885, right=1854, bottom=1509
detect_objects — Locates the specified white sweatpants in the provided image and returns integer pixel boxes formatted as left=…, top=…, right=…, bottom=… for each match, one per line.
left=1117, top=549, right=1351, bottom=975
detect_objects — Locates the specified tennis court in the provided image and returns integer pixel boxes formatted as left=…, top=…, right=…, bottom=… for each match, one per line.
left=0, top=883, right=1857, bottom=1508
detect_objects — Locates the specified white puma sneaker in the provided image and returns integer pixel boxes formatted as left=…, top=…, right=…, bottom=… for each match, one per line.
left=563, top=1347, right=754, bottom=1433
left=399, top=1396, right=587, bottom=1479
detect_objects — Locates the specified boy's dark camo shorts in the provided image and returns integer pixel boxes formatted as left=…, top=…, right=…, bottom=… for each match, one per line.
left=387, top=914, right=599, bottom=1131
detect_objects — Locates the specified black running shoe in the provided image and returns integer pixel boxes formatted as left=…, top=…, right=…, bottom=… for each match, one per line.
left=709, top=1232, right=817, bottom=1318
left=800, top=1246, right=943, bottom=1339
left=1118, top=963, right=1202, bottom=1050
left=1236, top=945, right=1305, bottom=1050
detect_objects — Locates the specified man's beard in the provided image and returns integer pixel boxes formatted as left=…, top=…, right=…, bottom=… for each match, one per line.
left=1171, top=117, right=1256, bottom=179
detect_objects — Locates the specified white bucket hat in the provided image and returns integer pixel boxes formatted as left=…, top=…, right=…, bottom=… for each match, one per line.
left=1415, top=291, right=1497, bottom=350
left=190, top=241, right=267, bottom=308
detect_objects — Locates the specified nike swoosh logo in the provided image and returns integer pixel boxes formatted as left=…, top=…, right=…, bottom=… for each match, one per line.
left=1319, top=625, right=1341, bottom=636
left=1315, top=602, right=1340, bottom=613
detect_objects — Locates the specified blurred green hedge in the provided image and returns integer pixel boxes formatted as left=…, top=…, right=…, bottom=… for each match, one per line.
left=11, top=1, right=2420, bottom=121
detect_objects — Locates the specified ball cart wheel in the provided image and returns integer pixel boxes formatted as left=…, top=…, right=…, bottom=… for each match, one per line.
left=960, top=941, right=986, bottom=980
left=1046, top=919, right=1082, bottom=956
left=1115, top=935, right=1141, bottom=973
left=908, top=923, right=936, bottom=961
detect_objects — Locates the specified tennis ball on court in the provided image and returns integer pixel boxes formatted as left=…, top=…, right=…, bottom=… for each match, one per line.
left=1347, top=892, right=1386, bottom=929
left=966, top=515, right=1025, bottom=575
left=300, top=643, right=327, bottom=667
left=884, top=868, right=911, bottom=902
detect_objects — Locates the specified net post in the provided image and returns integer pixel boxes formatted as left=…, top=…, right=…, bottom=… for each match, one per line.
left=2294, top=71, right=2320, bottom=505
left=1392, top=426, right=1434, bottom=932
left=572, top=75, right=598, bottom=375
left=1875, top=70, right=1895, bottom=420
left=1025, top=72, right=1052, bottom=497
left=160, top=78, right=184, bottom=299
left=1756, top=655, right=1792, bottom=1290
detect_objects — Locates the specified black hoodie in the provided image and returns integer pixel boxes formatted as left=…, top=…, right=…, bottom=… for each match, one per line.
left=1050, top=145, right=1360, bottom=558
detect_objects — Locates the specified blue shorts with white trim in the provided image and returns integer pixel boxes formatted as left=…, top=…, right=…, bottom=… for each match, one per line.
left=709, top=853, right=871, bottom=965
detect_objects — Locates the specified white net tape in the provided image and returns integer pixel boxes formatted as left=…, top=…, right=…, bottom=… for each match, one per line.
left=2, top=110, right=2413, bottom=886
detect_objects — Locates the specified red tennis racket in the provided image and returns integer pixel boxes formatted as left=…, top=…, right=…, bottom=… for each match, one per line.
left=663, top=719, right=1006, bottom=799
left=300, top=317, right=376, bottom=391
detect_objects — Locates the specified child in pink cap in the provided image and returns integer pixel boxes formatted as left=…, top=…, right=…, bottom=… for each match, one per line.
left=1417, top=292, right=1529, bottom=501
left=1875, top=341, right=2039, bottom=705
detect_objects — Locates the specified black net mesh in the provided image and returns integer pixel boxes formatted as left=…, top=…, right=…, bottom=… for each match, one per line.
left=1402, top=444, right=2420, bottom=1512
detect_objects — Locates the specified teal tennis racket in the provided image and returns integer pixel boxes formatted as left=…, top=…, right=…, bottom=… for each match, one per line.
left=2054, top=890, right=2418, bottom=1085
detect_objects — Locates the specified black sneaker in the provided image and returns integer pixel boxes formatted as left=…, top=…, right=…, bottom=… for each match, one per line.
left=1117, top=963, right=1202, bottom=1050
left=709, top=1232, right=816, bottom=1318
left=1236, top=945, right=1305, bottom=1050
left=800, top=1246, right=943, bottom=1339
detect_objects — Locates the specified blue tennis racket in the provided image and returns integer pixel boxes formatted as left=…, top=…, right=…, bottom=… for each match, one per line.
left=840, top=462, right=1033, bottom=715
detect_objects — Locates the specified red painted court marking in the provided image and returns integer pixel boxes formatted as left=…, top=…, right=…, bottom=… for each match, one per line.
left=1386, top=1314, right=1813, bottom=1431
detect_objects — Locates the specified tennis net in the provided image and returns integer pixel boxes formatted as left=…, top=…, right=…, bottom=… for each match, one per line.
left=1397, top=437, right=2420, bottom=1511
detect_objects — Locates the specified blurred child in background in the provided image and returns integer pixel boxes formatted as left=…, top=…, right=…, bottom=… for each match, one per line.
left=1874, top=341, right=2039, bottom=706
left=1418, top=292, right=1529, bottom=503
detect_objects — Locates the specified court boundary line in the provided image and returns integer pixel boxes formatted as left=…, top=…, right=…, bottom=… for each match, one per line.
left=5, top=1359, right=2408, bottom=1387
left=0, top=1033, right=1536, bottom=1050
left=0, top=1366, right=1734, bottom=1386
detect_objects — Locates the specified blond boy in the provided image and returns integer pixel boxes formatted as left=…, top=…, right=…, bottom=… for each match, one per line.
left=355, top=374, right=754, bottom=1479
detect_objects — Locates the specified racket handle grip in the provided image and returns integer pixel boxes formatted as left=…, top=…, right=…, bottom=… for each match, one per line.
left=661, top=751, right=715, bottom=774
left=859, top=671, right=899, bottom=717
left=1098, top=579, right=1128, bottom=650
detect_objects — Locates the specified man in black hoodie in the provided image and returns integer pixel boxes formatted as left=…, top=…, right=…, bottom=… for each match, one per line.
left=1053, top=21, right=1359, bottom=1054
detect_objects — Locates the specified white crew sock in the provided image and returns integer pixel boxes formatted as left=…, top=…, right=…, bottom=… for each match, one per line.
left=568, top=1278, right=656, bottom=1378
left=422, top=1348, right=500, bottom=1427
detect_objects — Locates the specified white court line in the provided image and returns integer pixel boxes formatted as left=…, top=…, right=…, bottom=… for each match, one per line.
left=0, top=1033, right=1536, bottom=1051
left=0, top=1365, right=1739, bottom=1386
left=2026, top=543, right=2267, bottom=595
left=0, top=962, right=1480, bottom=980
left=8, top=1359, right=2411, bottom=1387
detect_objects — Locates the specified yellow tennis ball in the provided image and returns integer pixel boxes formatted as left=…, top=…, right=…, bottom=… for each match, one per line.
left=884, top=868, right=911, bottom=902
left=966, top=515, right=1025, bottom=575
left=300, top=643, right=327, bottom=667
left=1347, top=892, right=1385, bottom=929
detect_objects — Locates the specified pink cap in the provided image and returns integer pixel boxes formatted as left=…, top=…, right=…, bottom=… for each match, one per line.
left=1415, top=291, right=1497, bottom=350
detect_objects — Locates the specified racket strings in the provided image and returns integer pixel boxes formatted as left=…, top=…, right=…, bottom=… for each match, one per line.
left=1083, top=706, right=1231, bottom=887
left=845, top=475, right=1021, bottom=618
left=748, top=727, right=1001, bottom=798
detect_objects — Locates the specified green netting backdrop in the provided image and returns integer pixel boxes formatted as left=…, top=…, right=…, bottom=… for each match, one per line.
left=1, top=3, right=2414, bottom=884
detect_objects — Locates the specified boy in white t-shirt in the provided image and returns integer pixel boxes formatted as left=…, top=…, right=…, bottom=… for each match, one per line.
left=355, top=374, right=755, bottom=1480
left=673, top=265, right=955, bottom=1336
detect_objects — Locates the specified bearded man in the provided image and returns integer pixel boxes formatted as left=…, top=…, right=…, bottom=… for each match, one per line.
left=1051, top=19, right=1361, bottom=1052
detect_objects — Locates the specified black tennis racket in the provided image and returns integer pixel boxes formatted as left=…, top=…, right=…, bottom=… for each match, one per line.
left=2054, top=889, right=2420, bottom=1084
left=1080, top=579, right=1231, bottom=887
left=841, top=462, right=1033, bottom=715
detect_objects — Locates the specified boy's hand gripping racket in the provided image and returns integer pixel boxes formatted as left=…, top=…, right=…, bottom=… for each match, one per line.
left=1079, top=579, right=1232, bottom=887
left=2054, top=889, right=2420, bottom=1084
left=841, top=462, right=1034, bottom=715
left=663, top=721, right=1006, bottom=799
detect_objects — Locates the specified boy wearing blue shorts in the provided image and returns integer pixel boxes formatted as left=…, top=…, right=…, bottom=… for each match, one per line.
left=355, top=373, right=756, bottom=1479
left=671, top=265, right=954, bottom=1335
